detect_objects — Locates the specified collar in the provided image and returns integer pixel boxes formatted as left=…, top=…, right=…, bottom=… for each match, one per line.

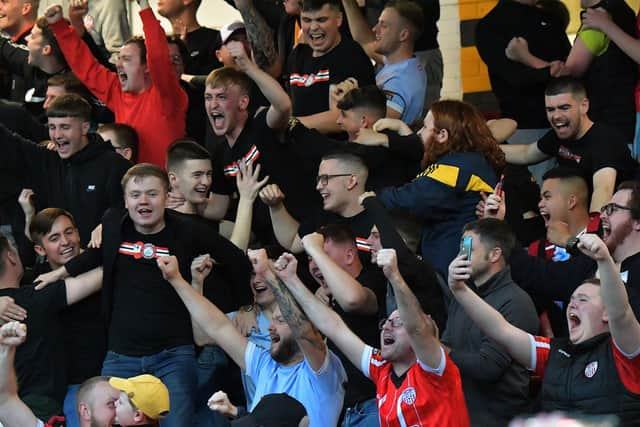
left=12, top=23, right=33, bottom=43
left=469, top=267, right=513, bottom=297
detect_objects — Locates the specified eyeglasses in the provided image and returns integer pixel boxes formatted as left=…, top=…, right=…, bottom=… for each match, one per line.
left=316, top=174, right=352, bottom=186
left=378, top=317, right=403, bottom=330
left=600, top=203, right=632, bottom=216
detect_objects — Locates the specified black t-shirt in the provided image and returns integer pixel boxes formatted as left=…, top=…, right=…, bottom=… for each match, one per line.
left=0, top=282, right=67, bottom=403
left=298, top=209, right=376, bottom=265
left=287, top=38, right=375, bottom=116
left=537, top=122, right=637, bottom=186
left=33, top=261, right=107, bottom=385
left=328, top=266, right=386, bottom=407
left=110, top=222, right=194, bottom=355
left=185, top=27, right=222, bottom=75
left=210, top=109, right=317, bottom=240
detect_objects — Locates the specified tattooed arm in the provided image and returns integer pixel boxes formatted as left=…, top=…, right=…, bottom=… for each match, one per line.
left=248, top=249, right=328, bottom=371
left=233, top=0, right=281, bottom=76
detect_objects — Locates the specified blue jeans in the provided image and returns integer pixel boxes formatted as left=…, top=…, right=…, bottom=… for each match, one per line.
left=341, top=398, right=380, bottom=427
left=195, top=345, right=229, bottom=427
left=101, top=345, right=197, bottom=427
left=63, top=384, right=80, bottom=427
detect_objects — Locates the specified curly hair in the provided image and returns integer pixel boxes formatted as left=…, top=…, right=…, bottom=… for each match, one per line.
left=424, top=100, right=506, bottom=173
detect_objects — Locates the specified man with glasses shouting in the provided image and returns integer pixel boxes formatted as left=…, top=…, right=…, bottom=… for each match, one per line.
left=271, top=247, right=470, bottom=426
left=506, top=181, right=640, bottom=321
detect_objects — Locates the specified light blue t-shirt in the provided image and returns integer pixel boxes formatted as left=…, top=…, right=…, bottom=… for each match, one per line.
left=376, top=56, right=427, bottom=125
left=245, top=341, right=347, bottom=427
left=228, top=310, right=272, bottom=407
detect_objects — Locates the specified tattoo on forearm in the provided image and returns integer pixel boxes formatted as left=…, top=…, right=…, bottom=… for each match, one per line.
left=239, top=3, right=278, bottom=70
left=266, top=274, right=313, bottom=337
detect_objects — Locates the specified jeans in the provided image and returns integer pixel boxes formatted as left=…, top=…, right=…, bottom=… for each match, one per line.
left=195, top=345, right=229, bottom=427
left=63, top=384, right=80, bottom=427
left=101, top=345, right=197, bottom=427
left=341, top=398, right=380, bottom=427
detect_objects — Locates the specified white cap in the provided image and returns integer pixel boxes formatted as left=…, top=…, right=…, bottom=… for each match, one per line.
left=220, top=21, right=246, bottom=44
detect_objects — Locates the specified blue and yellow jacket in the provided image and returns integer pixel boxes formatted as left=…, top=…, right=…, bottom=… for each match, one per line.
left=378, top=151, right=498, bottom=276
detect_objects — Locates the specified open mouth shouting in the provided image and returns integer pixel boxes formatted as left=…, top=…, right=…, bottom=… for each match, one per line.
left=210, top=111, right=225, bottom=130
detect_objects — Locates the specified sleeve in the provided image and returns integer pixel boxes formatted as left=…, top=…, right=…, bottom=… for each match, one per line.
left=307, top=349, right=346, bottom=393
left=509, top=246, right=597, bottom=300
left=81, top=30, right=116, bottom=71
left=198, top=226, right=253, bottom=302
left=612, top=337, right=640, bottom=394
left=0, top=34, right=30, bottom=75
left=386, top=133, right=424, bottom=163
left=50, top=20, right=121, bottom=108
left=211, top=143, right=235, bottom=195
left=377, top=168, right=461, bottom=219
left=589, top=128, right=635, bottom=173
left=297, top=212, right=324, bottom=239
left=450, top=293, right=539, bottom=382
left=529, top=334, right=551, bottom=377
left=35, top=280, right=69, bottom=312
left=65, top=247, right=103, bottom=277
left=360, top=345, right=376, bottom=379
left=383, top=77, right=409, bottom=115
left=577, top=28, right=610, bottom=56
left=0, top=122, right=49, bottom=178
left=475, top=20, right=561, bottom=90
left=417, top=346, right=446, bottom=376
left=536, top=131, right=558, bottom=157
left=139, top=8, right=188, bottom=114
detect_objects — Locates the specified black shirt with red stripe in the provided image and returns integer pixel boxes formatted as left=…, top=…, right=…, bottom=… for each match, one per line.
left=287, top=38, right=375, bottom=117
left=210, top=109, right=317, bottom=243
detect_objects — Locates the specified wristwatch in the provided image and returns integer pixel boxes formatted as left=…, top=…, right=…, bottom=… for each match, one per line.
left=288, top=116, right=300, bottom=132
left=566, top=235, right=580, bottom=255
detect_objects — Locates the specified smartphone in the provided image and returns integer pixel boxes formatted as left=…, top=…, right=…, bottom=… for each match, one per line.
left=460, top=236, right=472, bottom=261
left=495, top=174, right=505, bottom=197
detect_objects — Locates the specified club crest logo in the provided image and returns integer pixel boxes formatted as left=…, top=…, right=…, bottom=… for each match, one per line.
left=584, top=361, right=598, bottom=378
left=401, top=387, right=416, bottom=405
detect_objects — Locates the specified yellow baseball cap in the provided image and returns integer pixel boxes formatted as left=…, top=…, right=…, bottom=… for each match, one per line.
left=109, top=374, right=170, bottom=420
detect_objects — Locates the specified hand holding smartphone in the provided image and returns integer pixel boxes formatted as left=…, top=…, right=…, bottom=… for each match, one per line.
left=460, top=236, right=472, bottom=261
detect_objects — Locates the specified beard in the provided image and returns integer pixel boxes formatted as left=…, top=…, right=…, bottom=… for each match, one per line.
left=421, top=132, right=450, bottom=170
left=270, top=335, right=300, bottom=364
left=605, top=217, right=633, bottom=256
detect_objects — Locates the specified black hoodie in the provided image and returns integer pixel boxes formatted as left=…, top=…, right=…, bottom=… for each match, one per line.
left=0, top=123, right=131, bottom=244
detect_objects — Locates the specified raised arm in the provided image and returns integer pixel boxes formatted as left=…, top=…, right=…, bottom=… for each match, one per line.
left=0, top=322, right=38, bottom=427
left=249, top=249, right=327, bottom=371
left=302, top=232, right=378, bottom=314
left=226, top=41, right=291, bottom=131
left=189, top=254, right=216, bottom=346
left=233, top=0, right=280, bottom=75
left=583, top=7, right=640, bottom=64
left=138, top=1, right=187, bottom=111
left=272, top=252, right=367, bottom=370
left=340, top=0, right=381, bottom=64
left=157, top=256, right=249, bottom=370
left=590, top=167, right=617, bottom=213
left=377, top=249, right=442, bottom=368
left=230, top=161, right=269, bottom=251
left=259, top=184, right=304, bottom=252
left=578, top=234, right=640, bottom=354
left=447, top=253, right=532, bottom=367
